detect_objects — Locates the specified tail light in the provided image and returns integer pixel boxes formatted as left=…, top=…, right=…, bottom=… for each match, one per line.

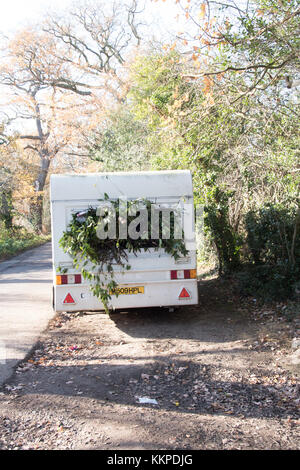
left=56, top=274, right=82, bottom=285
left=170, top=269, right=197, bottom=280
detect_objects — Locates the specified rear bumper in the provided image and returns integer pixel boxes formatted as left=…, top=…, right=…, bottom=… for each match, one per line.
left=54, top=279, right=198, bottom=312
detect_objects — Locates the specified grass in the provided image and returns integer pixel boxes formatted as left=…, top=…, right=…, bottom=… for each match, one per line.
left=0, top=226, right=51, bottom=261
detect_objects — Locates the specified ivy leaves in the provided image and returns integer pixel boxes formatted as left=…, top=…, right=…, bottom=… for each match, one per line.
left=59, top=197, right=188, bottom=313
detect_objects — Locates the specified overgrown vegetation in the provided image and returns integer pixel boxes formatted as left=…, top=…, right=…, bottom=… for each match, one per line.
left=59, top=197, right=187, bottom=312
left=88, top=108, right=151, bottom=172
left=0, top=224, right=50, bottom=260
left=236, top=205, right=300, bottom=300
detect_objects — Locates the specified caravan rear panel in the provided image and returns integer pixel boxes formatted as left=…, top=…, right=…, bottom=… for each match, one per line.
left=50, top=171, right=198, bottom=312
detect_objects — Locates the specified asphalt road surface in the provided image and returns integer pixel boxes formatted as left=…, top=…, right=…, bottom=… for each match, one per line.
left=0, top=243, right=54, bottom=385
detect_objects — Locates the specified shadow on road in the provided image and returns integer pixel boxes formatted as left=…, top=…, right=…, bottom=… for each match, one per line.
left=3, top=357, right=298, bottom=421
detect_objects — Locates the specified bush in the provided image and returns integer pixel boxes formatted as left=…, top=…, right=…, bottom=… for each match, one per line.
left=245, top=204, right=300, bottom=267
left=237, top=204, right=300, bottom=300
left=234, top=264, right=300, bottom=301
left=0, top=224, right=50, bottom=260
left=205, top=188, right=242, bottom=275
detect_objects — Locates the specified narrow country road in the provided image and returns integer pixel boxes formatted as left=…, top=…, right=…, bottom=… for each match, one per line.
left=0, top=243, right=54, bottom=385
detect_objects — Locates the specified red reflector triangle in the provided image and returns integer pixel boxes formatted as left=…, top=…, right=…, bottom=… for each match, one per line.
left=63, top=293, right=75, bottom=304
left=179, top=288, right=190, bottom=299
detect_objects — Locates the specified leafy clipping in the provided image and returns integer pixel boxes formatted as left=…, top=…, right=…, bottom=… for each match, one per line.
left=59, top=197, right=188, bottom=313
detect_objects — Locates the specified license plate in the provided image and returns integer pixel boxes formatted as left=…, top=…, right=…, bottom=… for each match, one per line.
left=110, top=286, right=144, bottom=295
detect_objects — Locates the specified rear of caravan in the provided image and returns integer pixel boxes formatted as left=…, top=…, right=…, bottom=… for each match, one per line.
left=50, top=171, right=198, bottom=312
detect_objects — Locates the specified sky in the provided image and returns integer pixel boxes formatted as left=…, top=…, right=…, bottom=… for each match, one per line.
left=0, top=0, right=184, bottom=37
left=0, top=0, right=72, bottom=33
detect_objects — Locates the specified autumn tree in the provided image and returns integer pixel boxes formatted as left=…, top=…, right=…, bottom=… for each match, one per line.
left=0, top=28, right=103, bottom=231
left=0, top=123, right=39, bottom=230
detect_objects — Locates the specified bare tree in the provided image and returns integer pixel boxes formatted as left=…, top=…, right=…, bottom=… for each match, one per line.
left=43, top=0, right=143, bottom=102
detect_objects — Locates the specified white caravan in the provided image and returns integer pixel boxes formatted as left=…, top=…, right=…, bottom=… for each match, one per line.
left=50, top=170, right=198, bottom=312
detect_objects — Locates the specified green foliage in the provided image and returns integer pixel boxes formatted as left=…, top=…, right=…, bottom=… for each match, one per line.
left=88, top=108, right=150, bottom=171
left=205, top=189, right=242, bottom=274
left=85, top=2, right=300, bottom=302
left=242, top=1, right=298, bottom=58
left=0, top=190, right=14, bottom=230
left=59, top=197, right=188, bottom=313
left=234, top=264, right=299, bottom=301
left=127, top=46, right=299, bottom=299
left=0, top=224, right=50, bottom=260
left=235, top=204, right=300, bottom=300
left=129, top=51, right=184, bottom=126
left=245, top=204, right=300, bottom=267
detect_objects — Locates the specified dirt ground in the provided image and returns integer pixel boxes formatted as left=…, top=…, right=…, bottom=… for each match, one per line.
left=0, top=279, right=299, bottom=450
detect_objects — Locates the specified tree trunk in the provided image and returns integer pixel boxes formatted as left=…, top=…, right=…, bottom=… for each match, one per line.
left=291, top=207, right=300, bottom=268
left=31, top=156, right=51, bottom=233
left=0, top=189, right=13, bottom=230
